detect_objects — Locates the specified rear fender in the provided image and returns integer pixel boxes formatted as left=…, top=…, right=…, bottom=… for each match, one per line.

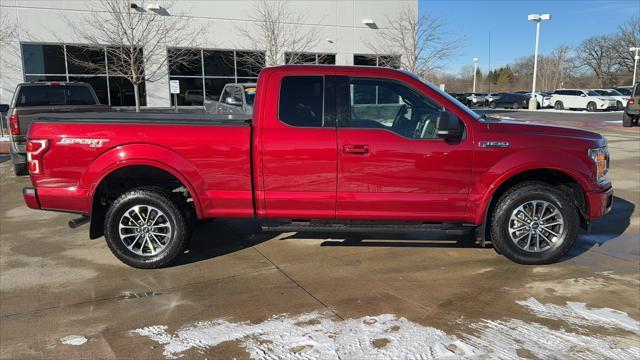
left=82, top=144, right=206, bottom=219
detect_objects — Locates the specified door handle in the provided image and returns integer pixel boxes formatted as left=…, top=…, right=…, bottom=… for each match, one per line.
left=343, top=144, right=369, bottom=154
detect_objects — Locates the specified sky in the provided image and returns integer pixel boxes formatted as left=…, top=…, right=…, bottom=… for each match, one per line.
left=419, top=0, right=640, bottom=74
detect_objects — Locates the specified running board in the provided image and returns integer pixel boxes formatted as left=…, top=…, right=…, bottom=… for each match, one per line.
left=261, top=221, right=476, bottom=235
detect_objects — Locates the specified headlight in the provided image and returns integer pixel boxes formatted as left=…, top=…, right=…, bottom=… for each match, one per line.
left=589, top=147, right=609, bottom=182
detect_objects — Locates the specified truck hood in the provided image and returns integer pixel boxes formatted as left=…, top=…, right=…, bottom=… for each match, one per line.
left=483, top=118, right=606, bottom=145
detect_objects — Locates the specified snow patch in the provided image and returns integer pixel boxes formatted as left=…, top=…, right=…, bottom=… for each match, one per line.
left=518, top=297, right=640, bottom=335
left=131, top=299, right=640, bottom=359
left=60, top=335, right=87, bottom=346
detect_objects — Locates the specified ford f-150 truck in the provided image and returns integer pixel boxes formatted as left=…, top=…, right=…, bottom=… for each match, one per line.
left=23, top=65, right=613, bottom=268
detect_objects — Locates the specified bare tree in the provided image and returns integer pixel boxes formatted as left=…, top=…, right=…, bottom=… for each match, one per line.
left=366, top=5, right=458, bottom=78
left=577, top=35, right=619, bottom=87
left=66, top=0, right=204, bottom=111
left=612, top=17, right=640, bottom=73
left=0, top=11, right=18, bottom=47
left=236, top=0, right=320, bottom=67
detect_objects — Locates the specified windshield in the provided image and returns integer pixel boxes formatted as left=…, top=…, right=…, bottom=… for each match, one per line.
left=607, top=89, right=623, bottom=96
left=424, top=82, right=481, bottom=120
left=586, top=90, right=600, bottom=96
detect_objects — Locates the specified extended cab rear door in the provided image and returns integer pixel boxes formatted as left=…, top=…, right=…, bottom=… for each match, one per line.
left=258, top=71, right=338, bottom=219
left=334, top=73, right=473, bottom=221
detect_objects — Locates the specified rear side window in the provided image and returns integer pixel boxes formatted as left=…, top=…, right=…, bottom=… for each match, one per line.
left=634, top=84, right=640, bottom=96
left=279, top=76, right=323, bottom=127
left=16, top=85, right=97, bottom=106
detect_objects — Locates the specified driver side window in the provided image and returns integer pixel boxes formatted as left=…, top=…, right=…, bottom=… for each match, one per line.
left=346, top=78, right=444, bottom=140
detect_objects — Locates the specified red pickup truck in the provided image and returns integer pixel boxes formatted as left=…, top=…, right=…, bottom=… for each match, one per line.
left=23, top=65, right=613, bottom=268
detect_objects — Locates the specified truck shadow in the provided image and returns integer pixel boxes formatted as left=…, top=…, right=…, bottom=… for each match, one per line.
left=173, top=196, right=634, bottom=266
left=563, top=196, right=636, bottom=261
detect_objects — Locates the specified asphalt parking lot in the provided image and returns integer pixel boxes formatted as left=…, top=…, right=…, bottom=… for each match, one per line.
left=1, top=110, right=639, bottom=359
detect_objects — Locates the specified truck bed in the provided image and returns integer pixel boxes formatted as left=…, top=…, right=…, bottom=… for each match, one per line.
left=27, top=112, right=254, bottom=218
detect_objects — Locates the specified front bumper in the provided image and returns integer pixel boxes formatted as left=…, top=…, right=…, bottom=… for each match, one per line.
left=586, top=186, right=613, bottom=219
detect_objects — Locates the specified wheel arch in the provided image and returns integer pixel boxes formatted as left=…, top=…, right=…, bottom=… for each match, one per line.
left=476, top=167, right=589, bottom=240
left=84, top=144, right=205, bottom=239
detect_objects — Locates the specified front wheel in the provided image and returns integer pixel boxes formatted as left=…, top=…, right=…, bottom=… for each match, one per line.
left=554, top=101, right=564, bottom=110
left=490, top=182, right=579, bottom=265
left=489, top=102, right=497, bottom=109
left=513, top=102, right=521, bottom=109
left=587, top=102, right=597, bottom=112
left=104, top=188, right=190, bottom=268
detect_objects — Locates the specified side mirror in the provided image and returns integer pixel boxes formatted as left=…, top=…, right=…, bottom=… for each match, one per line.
left=436, top=111, right=463, bottom=140
left=0, top=104, right=8, bottom=113
left=225, top=97, right=241, bottom=106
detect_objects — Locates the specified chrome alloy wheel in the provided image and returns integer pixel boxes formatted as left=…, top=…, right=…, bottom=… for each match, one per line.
left=508, top=200, right=565, bottom=253
left=118, top=205, right=172, bottom=256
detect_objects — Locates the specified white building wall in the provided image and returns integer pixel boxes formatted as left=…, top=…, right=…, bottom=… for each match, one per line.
left=0, top=0, right=417, bottom=106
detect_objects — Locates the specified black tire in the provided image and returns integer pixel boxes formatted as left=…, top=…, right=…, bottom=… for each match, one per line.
left=616, top=101, right=623, bottom=111
left=12, top=162, right=28, bottom=176
left=623, top=112, right=633, bottom=127
left=489, top=102, right=497, bottom=109
left=536, top=101, right=541, bottom=109
left=513, top=102, right=521, bottom=109
left=554, top=101, right=564, bottom=110
left=104, top=188, right=190, bottom=269
left=586, top=102, right=597, bottom=112
left=490, top=182, right=579, bottom=265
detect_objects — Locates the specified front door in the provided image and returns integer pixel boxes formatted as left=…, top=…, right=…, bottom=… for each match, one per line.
left=260, top=74, right=338, bottom=219
left=336, top=77, right=473, bottom=222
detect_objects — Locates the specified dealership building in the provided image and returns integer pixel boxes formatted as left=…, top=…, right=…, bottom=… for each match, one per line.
left=0, top=0, right=416, bottom=108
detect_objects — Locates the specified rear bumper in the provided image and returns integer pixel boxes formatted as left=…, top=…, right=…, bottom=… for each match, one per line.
left=23, top=187, right=40, bottom=209
left=22, top=186, right=90, bottom=214
left=586, top=186, right=613, bottom=219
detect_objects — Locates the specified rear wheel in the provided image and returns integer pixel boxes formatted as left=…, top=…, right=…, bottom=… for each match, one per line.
left=513, top=102, right=521, bottom=109
left=587, top=102, right=597, bottom=112
left=489, top=102, right=497, bottom=109
left=104, top=188, right=190, bottom=268
left=623, top=112, right=633, bottom=127
left=554, top=101, right=564, bottom=110
left=616, top=101, right=623, bottom=111
left=490, top=182, right=578, bottom=265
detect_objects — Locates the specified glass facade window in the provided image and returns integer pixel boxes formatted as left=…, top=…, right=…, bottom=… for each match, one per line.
left=285, top=53, right=336, bottom=65
left=21, top=43, right=146, bottom=106
left=354, top=54, right=400, bottom=69
left=22, top=44, right=66, bottom=74
left=169, top=48, right=264, bottom=106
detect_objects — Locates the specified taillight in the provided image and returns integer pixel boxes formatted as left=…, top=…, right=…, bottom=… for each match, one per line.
left=629, top=99, right=635, bottom=105
left=9, top=114, right=19, bottom=136
left=26, top=139, right=49, bottom=175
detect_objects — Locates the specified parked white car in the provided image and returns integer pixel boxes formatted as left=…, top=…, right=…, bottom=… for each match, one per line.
left=520, top=92, right=552, bottom=108
left=550, top=89, right=617, bottom=112
left=591, top=89, right=628, bottom=110
left=466, top=93, right=487, bottom=106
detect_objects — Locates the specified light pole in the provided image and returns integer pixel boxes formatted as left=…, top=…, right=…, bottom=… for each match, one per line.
left=631, top=47, right=639, bottom=85
left=527, top=13, right=551, bottom=110
left=472, top=57, right=478, bottom=93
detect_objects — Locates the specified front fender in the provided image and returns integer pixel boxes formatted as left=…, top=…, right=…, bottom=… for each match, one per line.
left=82, top=143, right=206, bottom=218
left=471, top=147, right=592, bottom=224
